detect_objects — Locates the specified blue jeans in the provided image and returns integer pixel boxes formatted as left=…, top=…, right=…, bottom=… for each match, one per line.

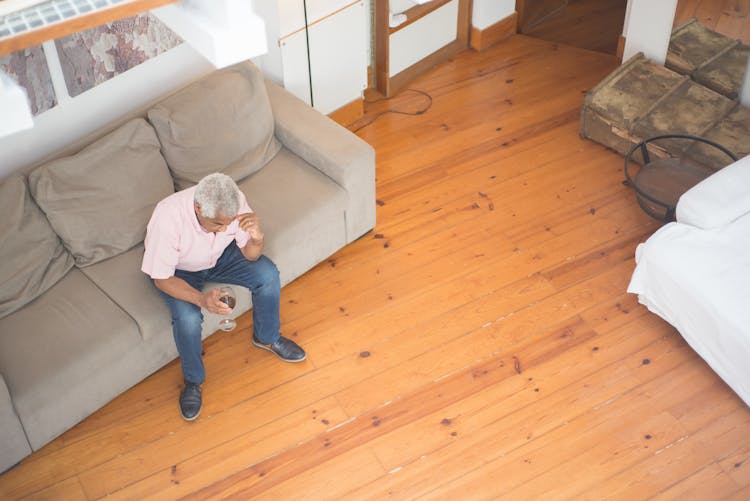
left=157, top=244, right=281, bottom=385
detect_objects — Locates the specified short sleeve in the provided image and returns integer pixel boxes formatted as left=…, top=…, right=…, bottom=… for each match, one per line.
left=141, top=204, right=181, bottom=279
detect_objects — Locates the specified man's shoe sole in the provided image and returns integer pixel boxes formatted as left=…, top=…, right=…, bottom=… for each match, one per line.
left=181, top=407, right=201, bottom=421
left=252, top=340, right=307, bottom=363
left=179, top=384, right=202, bottom=421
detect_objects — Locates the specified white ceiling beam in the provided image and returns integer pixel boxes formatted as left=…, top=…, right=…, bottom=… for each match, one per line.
left=152, top=0, right=268, bottom=69
left=0, top=69, right=33, bottom=137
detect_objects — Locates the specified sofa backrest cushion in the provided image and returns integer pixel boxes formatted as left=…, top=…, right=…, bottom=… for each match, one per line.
left=147, top=61, right=281, bottom=191
left=28, top=118, right=174, bottom=267
left=0, top=176, right=75, bottom=319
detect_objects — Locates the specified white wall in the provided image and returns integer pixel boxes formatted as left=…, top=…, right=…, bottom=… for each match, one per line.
left=621, top=0, right=678, bottom=64
left=472, top=0, right=515, bottom=31
left=390, top=0, right=458, bottom=76
left=255, top=0, right=370, bottom=114
left=253, top=1, right=284, bottom=85
left=0, top=43, right=214, bottom=178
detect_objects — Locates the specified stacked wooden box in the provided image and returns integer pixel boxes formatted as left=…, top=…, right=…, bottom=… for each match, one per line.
left=580, top=20, right=749, bottom=170
left=667, top=19, right=749, bottom=100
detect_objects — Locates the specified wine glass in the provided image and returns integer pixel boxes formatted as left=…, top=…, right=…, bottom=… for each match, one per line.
left=217, top=285, right=237, bottom=331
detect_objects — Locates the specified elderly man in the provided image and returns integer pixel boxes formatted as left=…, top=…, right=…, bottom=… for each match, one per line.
left=142, top=173, right=305, bottom=421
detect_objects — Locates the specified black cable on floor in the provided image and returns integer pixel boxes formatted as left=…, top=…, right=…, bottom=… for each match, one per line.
left=351, top=88, right=433, bottom=133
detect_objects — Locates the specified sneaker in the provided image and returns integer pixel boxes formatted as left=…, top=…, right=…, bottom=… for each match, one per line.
left=179, top=383, right=202, bottom=421
left=252, top=335, right=307, bottom=362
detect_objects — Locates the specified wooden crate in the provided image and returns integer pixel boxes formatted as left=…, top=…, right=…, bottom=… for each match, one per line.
left=667, top=19, right=750, bottom=99
left=694, top=44, right=750, bottom=100
left=686, top=105, right=750, bottom=169
left=580, top=53, right=686, bottom=159
left=581, top=51, right=743, bottom=171
left=667, top=19, right=736, bottom=73
left=631, top=79, right=735, bottom=160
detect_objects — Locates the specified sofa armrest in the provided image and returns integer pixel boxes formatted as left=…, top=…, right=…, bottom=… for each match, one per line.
left=0, top=373, right=31, bottom=473
left=676, top=154, right=750, bottom=229
left=264, top=79, right=376, bottom=242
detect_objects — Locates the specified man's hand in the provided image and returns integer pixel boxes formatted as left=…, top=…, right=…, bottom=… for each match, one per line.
left=202, top=288, right=232, bottom=315
left=237, top=212, right=264, bottom=243
left=237, top=212, right=264, bottom=261
left=154, top=277, right=232, bottom=314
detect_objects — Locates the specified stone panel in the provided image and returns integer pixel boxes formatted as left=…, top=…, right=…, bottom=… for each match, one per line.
left=55, top=13, right=181, bottom=97
left=0, top=45, right=56, bottom=115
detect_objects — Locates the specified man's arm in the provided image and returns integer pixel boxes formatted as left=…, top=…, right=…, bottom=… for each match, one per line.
left=153, top=276, right=231, bottom=315
left=237, top=212, right=264, bottom=261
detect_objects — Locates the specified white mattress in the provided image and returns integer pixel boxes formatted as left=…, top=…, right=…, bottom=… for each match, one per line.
left=628, top=212, right=750, bottom=406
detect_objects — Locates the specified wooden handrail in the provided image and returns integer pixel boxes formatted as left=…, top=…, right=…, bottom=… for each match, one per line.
left=0, top=0, right=181, bottom=56
left=389, top=0, right=453, bottom=35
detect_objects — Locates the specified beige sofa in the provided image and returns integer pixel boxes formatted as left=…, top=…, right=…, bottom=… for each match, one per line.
left=0, top=61, right=375, bottom=473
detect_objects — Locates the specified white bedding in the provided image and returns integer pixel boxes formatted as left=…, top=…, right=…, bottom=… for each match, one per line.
left=628, top=212, right=750, bottom=406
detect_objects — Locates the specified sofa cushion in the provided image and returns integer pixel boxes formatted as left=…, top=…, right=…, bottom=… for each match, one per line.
left=79, top=244, right=170, bottom=340
left=81, top=244, right=252, bottom=341
left=27, top=118, right=174, bottom=267
left=238, top=147, right=348, bottom=286
left=0, top=374, right=31, bottom=473
left=0, top=176, right=74, bottom=319
left=0, top=269, right=144, bottom=450
left=148, top=61, right=281, bottom=191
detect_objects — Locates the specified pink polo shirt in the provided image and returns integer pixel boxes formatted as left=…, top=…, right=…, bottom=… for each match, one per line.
left=141, top=186, right=253, bottom=279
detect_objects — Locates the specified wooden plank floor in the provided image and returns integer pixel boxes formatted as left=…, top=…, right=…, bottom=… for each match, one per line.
left=3, top=35, right=750, bottom=500
left=522, top=0, right=629, bottom=55
left=675, top=0, right=750, bottom=44
left=518, top=0, right=749, bottom=54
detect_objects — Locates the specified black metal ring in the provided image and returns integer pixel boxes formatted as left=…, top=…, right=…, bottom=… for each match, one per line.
left=623, top=134, right=738, bottom=220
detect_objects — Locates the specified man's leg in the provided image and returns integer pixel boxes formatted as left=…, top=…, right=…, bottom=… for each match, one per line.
left=161, top=293, right=206, bottom=385
left=158, top=270, right=207, bottom=420
left=209, top=245, right=305, bottom=362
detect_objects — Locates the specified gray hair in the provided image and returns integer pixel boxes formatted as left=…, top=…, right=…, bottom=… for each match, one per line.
left=194, top=173, right=241, bottom=218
